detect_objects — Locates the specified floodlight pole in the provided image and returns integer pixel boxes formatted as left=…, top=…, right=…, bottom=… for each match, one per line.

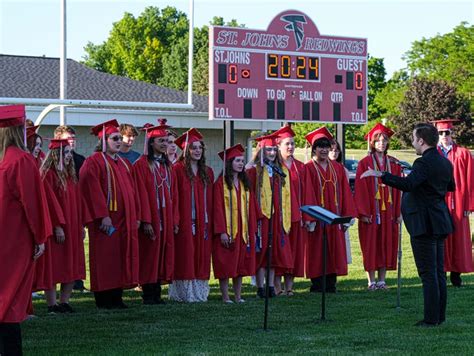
left=187, top=0, right=194, bottom=106
left=60, top=0, right=67, bottom=125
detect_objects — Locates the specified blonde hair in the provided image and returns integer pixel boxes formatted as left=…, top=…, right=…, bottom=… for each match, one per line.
left=0, top=125, right=27, bottom=161
left=40, top=147, right=77, bottom=190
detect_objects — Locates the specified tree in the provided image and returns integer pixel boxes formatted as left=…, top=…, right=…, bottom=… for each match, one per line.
left=395, top=77, right=472, bottom=147
left=403, top=22, right=474, bottom=107
left=83, top=6, right=188, bottom=85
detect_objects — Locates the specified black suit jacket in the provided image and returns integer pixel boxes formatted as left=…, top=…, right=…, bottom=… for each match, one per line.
left=72, top=151, right=86, bottom=180
left=381, top=147, right=455, bottom=238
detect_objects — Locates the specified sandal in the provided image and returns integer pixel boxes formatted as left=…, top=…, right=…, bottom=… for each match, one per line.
left=367, top=282, right=376, bottom=291
left=286, top=290, right=295, bottom=296
left=376, top=281, right=388, bottom=290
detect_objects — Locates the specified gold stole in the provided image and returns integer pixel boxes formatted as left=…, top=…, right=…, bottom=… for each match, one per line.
left=224, top=180, right=249, bottom=244
left=260, top=166, right=292, bottom=233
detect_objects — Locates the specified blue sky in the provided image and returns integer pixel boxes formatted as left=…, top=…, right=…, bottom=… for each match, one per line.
left=0, top=0, right=472, bottom=79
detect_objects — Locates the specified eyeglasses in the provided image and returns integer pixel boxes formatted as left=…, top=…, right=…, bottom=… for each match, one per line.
left=438, top=130, right=451, bottom=136
left=109, top=136, right=122, bottom=142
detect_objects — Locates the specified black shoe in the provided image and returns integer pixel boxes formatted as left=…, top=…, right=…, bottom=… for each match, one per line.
left=450, top=272, right=462, bottom=287
left=47, top=304, right=65, bottom=314
left=414, top=320, right=438, bottom=327
left=58, top=303, right=74, bottom=313
left=269, top=287, right=276, bottom=298
left=257, top=287, right=265, bottom=298
left=73, top=280, right=85, bottom=291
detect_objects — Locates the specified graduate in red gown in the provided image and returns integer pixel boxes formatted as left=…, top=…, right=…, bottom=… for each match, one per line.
left=41, top=139, right=86, bottom=313
left=79, top=119, right=139, bottom=309
left=0, top=105, right=51, bottom=355
left=133, top=120, right=178, bottom=304
left=303, top=127, right=356, bottom=293
left=169, top=128, right=214, bottom=302
left=25, top=126, right=61, bottom=316
left=434, top=119, right=474, bottom=286
left=213, top=144, right=257, bottom=303
left=273, top=125, right=307, bottom=296
left=166, top=124, right=179, bottom=165
left=26, top=125, right=46, bottom=167
left=247, top=133, right=293, bottom=298
left=354, top=123, right=402, bottom=290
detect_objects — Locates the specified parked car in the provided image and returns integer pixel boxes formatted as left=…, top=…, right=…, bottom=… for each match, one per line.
left=344, top=159, right=358, bottom=192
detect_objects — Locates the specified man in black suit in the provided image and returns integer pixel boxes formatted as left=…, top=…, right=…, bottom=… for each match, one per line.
left=361, top=123, right=455, bottom=327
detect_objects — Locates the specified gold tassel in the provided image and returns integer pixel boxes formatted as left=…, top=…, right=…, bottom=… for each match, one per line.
left=375, top=188, right=381, bottom=200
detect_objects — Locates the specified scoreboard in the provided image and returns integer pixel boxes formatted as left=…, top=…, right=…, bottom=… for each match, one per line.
left=209, top=9, right=368, bottom=124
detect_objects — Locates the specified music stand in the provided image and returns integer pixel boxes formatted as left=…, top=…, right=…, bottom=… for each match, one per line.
left=300, top=205, right=353, bottom=321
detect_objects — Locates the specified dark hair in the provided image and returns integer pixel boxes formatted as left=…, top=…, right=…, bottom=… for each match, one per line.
left=27, top=133, right=42, bottom=153
left=146, top=137, right=170, bottom=166
left=54, top=125, right=76, bottom=137
left=178, top=141, right=211, bottom=185
left=311, top=137, right=331, bottom=157
left=369, top=132, right=390, bottom=154
left=94, top=137, right=105, bottom=152
left=119, top=123, right=139, bottom=137
left=330, top=140, right=342, bottom=163
left=414, top=123, right=438, bottom=147
left=224, top=157, right=251, bottom=191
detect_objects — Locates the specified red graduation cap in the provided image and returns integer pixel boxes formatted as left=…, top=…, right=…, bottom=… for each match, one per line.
left=255, top=133, right=278, bottom=147
left=45, top=138, right=69, bottom=171
left=364, top=123, right=395, bottom=141
left=305, top=127, right=333, bottom=146
left=141, top=123, right=154, bottom=131
left=431, top=119, right=459, bottom=130
left=274, top=125, right=296, bottom=140
left=175, top=128, right=204, bottom=150
left=0, top=104, right=26, bottom=127
left=147, top=119, right=171, bottom=139
left=218, top=143, right=245, bottom=161
left=48, top=138, right=69, bottom=150
left=26, top=125, right=40, bottom=139
left=90, top=119, right=120, bottom=138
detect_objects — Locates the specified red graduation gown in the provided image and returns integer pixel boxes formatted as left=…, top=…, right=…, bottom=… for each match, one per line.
left=133, top=156, right=177, bottom=284
left=0, top=147, right=52, bottom=322
left=354, top=154, right=402, bottom=271
left=32, top=179, right=65, bottom=291
left=247, top=166, right=293, bottom=271
left=304, top=159, right=356, bottom=278
left=439, top=145, right=474, bottom=273
left=212, top=176, right=257, bottom=279
left=172, top=161, right=213, bottom=280
left=79, top=152, right=139, bottom=291
left=275, top=159, right=307, bottom=277
left=43, top=170, right=86, bottom=284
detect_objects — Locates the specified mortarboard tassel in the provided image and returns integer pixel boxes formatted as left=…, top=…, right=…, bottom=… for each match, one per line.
left=102, top=125, right=106, bottom=153
left=59, top=142, right=64, bottom=171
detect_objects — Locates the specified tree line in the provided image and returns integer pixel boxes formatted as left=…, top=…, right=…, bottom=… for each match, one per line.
left=82, top=6, right=473, bottom=148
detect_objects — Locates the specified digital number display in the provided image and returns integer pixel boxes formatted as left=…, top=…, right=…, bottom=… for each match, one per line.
left=267, top=54, right=319, bottom=81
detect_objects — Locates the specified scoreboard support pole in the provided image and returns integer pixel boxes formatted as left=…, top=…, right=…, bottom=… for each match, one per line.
left=335, top=124, right=346, bottom=163
left=223, top=120, right=235, bottom=149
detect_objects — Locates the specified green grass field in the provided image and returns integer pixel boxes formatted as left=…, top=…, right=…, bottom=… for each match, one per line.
left=24, top=150, right=473, bottom=355
left=25, top=228, right=474, bottom=355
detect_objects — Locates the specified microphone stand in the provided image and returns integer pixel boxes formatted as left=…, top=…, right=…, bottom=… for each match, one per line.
left=263, top=165, right=283, bottom=331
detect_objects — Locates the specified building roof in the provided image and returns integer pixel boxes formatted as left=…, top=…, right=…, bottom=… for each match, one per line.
left=0, top=54, right=208, bottom=112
